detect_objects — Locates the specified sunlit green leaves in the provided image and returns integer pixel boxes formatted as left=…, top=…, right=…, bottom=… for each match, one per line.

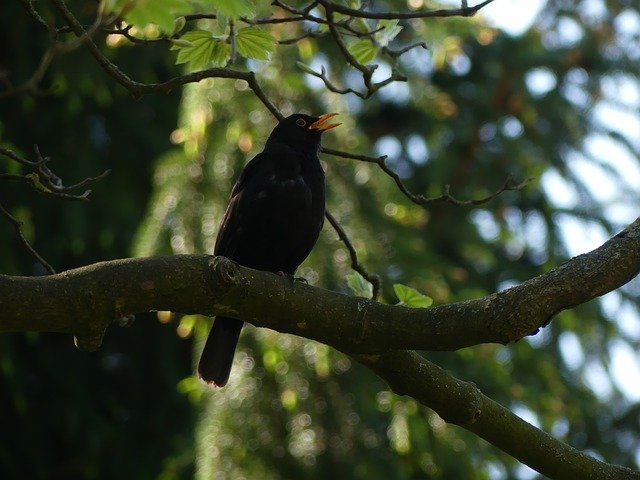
left=393, top=283, right=433, bottom=308
left=110, top=0, right=192, bottom=33
left=236, top=27, right=276, bottom=60
left=376, top=19, right=403, bottom=47
left=210, top=40, right=232, bottom=66
left=347, top=19, right=403, bottom=65
left=346, top=271, right=373, bottom=298
left=171, top=30, right=230, bottom=69
left=171, top=26, right=275, bottom=70
left=349, top=39, right=377, bottom=65
left=211, top=0, right=255, bottom=19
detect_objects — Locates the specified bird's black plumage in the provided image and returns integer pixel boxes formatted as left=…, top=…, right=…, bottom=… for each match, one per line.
left=198, top=113, right=339, bottom=386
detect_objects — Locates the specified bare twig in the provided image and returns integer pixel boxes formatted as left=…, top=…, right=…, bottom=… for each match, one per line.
left=305, top=65, right=367, bottom=98
left=0, top=146, right=111, bottom=200
left=279, top=30, right=328, bottom=45
left=325, top=210, right=381, bottom=299
left=0, top=202, right=56, bottom=274
left=324, top=0, right=498, bottom=20
left=381, top=41, right=428, bottom=59
left=422, top=175, right=534, bottom=207
left=323, top=148, right=532, bottom=208
left=18, top=0, right=49, bottom=30
left=1, top=2, right=108, bottom=100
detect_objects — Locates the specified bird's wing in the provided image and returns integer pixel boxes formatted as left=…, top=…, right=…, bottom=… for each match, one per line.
left=213, top=152, right=266, bottom=256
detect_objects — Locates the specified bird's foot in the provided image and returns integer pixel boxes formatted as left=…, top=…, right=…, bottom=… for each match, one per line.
left=276, top=271, right=308, bottom=285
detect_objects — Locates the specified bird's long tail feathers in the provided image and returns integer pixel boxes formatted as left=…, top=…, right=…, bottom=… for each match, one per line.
left=197, top=317, right=243, bottom=387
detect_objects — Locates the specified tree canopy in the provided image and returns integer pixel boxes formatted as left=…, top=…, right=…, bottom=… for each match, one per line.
left=2, top=0, right=640, bottom=479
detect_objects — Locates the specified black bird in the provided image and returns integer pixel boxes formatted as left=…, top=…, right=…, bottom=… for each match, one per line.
left=198, top=113, right=340, bottom=387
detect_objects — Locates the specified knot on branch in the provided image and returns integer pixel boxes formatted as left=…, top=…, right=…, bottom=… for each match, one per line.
left=210, top=255, right=243, bottom=292
left=73, top=322, right=108, bottom=352
left=438, top=381, right=483, bottom=427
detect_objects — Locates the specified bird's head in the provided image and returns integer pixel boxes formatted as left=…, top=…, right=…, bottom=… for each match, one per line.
left=267, top=113, right=340, bottom=153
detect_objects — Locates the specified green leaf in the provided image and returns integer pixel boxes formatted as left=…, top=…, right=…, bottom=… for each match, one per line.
left=236, top=27, right=276, bottom=61
left=172, top=30, right=230, bottom=70
left=212, top=0, right=255, bottom=19
left=346, top=272, right=373, bottom=299
left=210, top=40, right=232, bottom=66
left=393, top=284, right=433, bottom=308
left=349, top=39, right=377, bottom=64
left=376, top=19, right=403, bottom=47
left=123, top=0, right=192, bottom=33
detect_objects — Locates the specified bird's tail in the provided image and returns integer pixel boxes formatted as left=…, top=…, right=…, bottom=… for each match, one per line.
left=197, top=316, right=243, bottom=387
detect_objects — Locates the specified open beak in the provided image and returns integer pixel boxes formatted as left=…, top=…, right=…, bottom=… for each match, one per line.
left=309, top=113, right=341, bottom=131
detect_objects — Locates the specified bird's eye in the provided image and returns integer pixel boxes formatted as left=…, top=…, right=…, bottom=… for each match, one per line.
left=296, top=119, right=306, bottom=127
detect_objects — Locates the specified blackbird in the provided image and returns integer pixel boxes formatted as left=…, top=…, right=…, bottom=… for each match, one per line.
left=198, top=113, right=340, bottom=386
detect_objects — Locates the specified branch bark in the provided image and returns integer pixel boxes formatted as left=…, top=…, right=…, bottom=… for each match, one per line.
left=1, top=218, right=640, bottom=479
left=1, top=212, right=639, bottom=479
left=358, top=351, right=640, bottom=479
left=1, top=218, right=639, bottom=352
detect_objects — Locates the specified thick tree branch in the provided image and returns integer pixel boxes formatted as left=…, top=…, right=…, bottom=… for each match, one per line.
left=357, top=350, right=640, bottom=480
left=1, top=217, right=639, bottom=352
left=2, top=219, right=639, bottom=479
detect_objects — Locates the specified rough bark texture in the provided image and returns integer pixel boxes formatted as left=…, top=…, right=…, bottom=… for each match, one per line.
left=2, top=218, right=639, bottom=352
left=1, top=217, right=640, bottom=479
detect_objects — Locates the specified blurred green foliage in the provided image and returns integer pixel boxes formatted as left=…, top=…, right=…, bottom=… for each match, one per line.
left=2, top=0, right=640, bottom=479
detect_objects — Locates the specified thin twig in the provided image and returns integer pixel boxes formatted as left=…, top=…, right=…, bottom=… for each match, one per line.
left=279, top=30, right=328, bottom=45
left=18, top=0, right=49, bottom=29
left=324, top=0, right=498, bottom=20
left=381, top=41, right=428, bottom=59
left=323, top=6, right=372, bottom=77
left=323, top=148, right=532, bottom=209
left=306, top=65, right=367, bottom=98
left=0, top=146, right=111, bottom=200
left=1, top=3, right=107, bottom=99
left=0, top=202, right=56, bottom=274
left=326, top=210, right=382, bottom=300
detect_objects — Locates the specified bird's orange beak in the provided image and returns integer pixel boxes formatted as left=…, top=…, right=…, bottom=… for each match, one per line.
left=309, top=113, right=340, bottom=131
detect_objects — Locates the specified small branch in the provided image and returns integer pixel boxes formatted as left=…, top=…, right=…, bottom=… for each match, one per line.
left=2, top=216, right=639, bottom=355
left=304, top=65, right=366, bottom=98
left=381, top=41, right=428, bottom=59
left=51, top=0, right=283, bottom=119
left=0, top=146, right=111, bottom=201
left=279, top=30, right=328, bottom=45
left=357, top=350, right=640, bottom=480
left=421, top=175, right=534, bottom=207
left=0, top=203, right=55, bottom=274
left=322, top=148, right=531, bottom=209
left=1, top=219, right=640, bottom=477
left=19, top=0, right=49, bottom=30
left=325, top=210, right=381, bottom=300
left=324, top=0, right=498, bottom=20
left=323, top=6, right=373, bottom=77
left=0, top=147, right=38, bottom=167
left=1, top=2, right=106, bottom=99
left=228, top=19, right=237, bottom=65
left=54, top=169, right=112, bottom=193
